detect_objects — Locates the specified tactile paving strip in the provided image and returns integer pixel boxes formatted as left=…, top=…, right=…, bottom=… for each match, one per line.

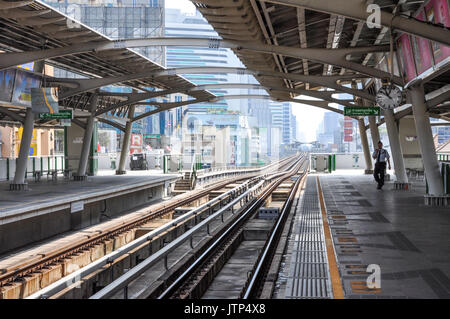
left=285, top=176, right=333, bottom=299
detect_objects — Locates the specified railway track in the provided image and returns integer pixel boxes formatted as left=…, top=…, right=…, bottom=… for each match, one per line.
left=0, top=156, right=295, bottom=299
left=88, top=154, right=308, bottom=299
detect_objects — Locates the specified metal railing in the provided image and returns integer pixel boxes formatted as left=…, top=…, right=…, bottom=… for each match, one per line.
left=26, top=177, right=258, bottom=299
left=0, top=155, right=65, bottom=181
left=90, top=179, right=266, bottom=299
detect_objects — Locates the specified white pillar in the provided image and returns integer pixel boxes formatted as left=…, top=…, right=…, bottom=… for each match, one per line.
left=12, top=107, right=34, bottom=187
left=116, top=105, right=135, bottom=174
left=76, top=94, right=98, bottom=177
left=358, top=118, right=372, bottom=173
left=409, top=84, right=444, bottom=196
left=368, top=116, right=380, bottom=148
left=11, top=62, right=45, bottom=189
left=363, top=100, right=380, bottom=148
left=384, top=109, right=408, bottom=183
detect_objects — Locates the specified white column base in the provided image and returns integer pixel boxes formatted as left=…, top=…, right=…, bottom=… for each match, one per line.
left=394, top=182, right=410, bottom=190
left=424, top=195, right=450, bottom=206
left=9, top=183, right=29, bottom=191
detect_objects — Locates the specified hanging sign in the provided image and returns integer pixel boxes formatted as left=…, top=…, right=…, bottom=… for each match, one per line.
left=31, top=87, right=59, bottom=114
left=39, top=109, right=72, bottom=120
left=344, top=106, right=381, bottom=116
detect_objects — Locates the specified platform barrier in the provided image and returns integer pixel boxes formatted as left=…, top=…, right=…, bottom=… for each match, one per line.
left=0, top=155, right=65, bottom=181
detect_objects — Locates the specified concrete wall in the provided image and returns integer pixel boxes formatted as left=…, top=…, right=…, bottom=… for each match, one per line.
left=336, top=153, right=365, bottom=169
left=66, top=122, right=85, bottom=172
left=398, top=116, right=423, bottom=170
left=311, top=153, right=365, bottom=170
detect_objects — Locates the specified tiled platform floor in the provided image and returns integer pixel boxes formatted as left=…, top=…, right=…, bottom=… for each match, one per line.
left=319, top=173, right=450, bottom=299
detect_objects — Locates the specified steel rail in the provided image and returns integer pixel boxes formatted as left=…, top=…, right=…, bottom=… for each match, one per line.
left=242, top=161, right=309, bottom=298
left=157, top=155, right=306, bottom=299
left=23, top=156, right=296, bottom=299
left=90, top=156, right=304, bottom=299
left=90, top=179, right=269, bottom=299
left=1, top=157, right=293, bottom=287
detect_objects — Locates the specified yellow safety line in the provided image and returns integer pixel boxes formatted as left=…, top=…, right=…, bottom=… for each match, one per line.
left=316, top=176, right=345, bottom=299
left=42, top=87, right=54, bottom=113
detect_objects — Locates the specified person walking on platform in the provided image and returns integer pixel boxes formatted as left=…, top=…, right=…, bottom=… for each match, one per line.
left=372, top=141, right=391, bottom=190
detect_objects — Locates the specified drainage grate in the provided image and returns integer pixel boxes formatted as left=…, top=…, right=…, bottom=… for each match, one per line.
left=285, top=176, right=333, bottom=299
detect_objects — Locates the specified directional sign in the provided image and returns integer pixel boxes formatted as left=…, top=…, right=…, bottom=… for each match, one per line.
left=38, top=109, right=73, bottom=120
left=344, top=106, right=380, bottom=117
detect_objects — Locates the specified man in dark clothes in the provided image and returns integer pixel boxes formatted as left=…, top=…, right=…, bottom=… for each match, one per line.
left=372, top=141, right=391, bottom=190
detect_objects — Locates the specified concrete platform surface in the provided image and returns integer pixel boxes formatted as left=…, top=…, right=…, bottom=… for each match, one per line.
left=0, top=170, right=179, bottom=220
left=318, top=173, right=450, bottom=298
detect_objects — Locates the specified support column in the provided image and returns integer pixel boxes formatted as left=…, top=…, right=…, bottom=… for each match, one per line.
left=10, top=107, right=34, bottom=190
left=74, top=94, right=98, bottom=180
left=116, top=105, right=135, bottom=175
left=10, top=61, right=44, bottom=190
left=368, top=116, right=380, bottom=148
left=363, top=99, right=380, bottom=148
left=358, top=118, right=372, bottom=174
left=384, top=109, right=408, bottom=184
left=409, top=84, right=445, bottom=198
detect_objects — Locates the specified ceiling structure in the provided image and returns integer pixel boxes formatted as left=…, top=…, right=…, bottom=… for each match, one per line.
left=191, top=0, right=450, bottom=122
left=0, top=0, right=214, bottom=127
left=0, top=0, right=449, bottom=128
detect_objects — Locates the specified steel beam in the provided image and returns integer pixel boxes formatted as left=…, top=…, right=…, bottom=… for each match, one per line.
left=0, top=37, right=398, bottom=84
left=263, top=0, right=450, bottom=46
left=0, top=107, right=25, bottom=123
left=0, top=0, right=33, bottom=9
left=51, top=67, right=373, bottom=101
left=95, top=83, right=357, bottom=116
left=131, top=94, right=339, bottom=122
left=97, top=118, right=125, bottom=132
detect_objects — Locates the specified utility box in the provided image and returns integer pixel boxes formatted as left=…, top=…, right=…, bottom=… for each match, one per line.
left=258, top=207, right=280, bottom=220
left=313, top=154, right=329, bottom=172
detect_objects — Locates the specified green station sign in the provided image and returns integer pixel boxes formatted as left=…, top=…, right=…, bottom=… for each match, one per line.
left=144, top=134, right=161, bottom=139
left=38, top=109, right=73, bottom=120
left=344, top=106, right=380, bottom=117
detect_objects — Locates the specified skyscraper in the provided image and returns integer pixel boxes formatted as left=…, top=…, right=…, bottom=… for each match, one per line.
left=43, top=0, right=165, bottom=66
left=43, top=0, right=167, bottom=146
left=270, top=102, right=294, bottom=145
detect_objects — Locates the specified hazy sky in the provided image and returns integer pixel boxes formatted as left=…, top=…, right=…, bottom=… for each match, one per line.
left=165, top=0, right=323, bottom=142
left=166, top=0, right=196, bottom=14
left=291, top=98, right=326, bottom=142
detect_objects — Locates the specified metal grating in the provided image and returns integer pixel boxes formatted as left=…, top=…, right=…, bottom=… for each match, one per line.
left=285, top=176, right=333, bottom=298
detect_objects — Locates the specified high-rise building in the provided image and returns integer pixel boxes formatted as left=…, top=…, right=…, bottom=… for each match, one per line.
left=165, top=8, right=247, bottom=113
left=44, top=0, right=165, bottom=66
left=270, top=102, right=294, bottom=145
left=165, top=8, right=270, bottom=165
left=291, top=114, right=297, bottom=142
left=43, top=0, right=167, bottom=151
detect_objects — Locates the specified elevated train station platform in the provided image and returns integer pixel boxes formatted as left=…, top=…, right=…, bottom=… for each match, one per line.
left=0, top=164, right=278, bottom=255
left=0, top=0, right=449, bottom=302
left=277, top=172, right=450, bottom=299
left=0, top=171, right=179, bottom=254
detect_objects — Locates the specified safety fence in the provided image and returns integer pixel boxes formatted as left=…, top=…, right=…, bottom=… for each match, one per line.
left=0, top=155, right=65, bottom=181
left=438, top=154, right=450, bottom=162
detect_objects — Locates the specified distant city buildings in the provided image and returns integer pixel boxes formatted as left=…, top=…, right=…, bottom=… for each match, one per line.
left=38, top=1, right=299, bottom=167
left=270, top=102, right=297, bottom=145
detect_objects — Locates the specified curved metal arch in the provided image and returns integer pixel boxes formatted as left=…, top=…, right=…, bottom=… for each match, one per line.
left=0, top=37, right=399, bottom=84
left=131, top=94, right=340, bottom=122
left=96, top=82, right=358, bottom=117
left=52, top=66, right=374, bottom=101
